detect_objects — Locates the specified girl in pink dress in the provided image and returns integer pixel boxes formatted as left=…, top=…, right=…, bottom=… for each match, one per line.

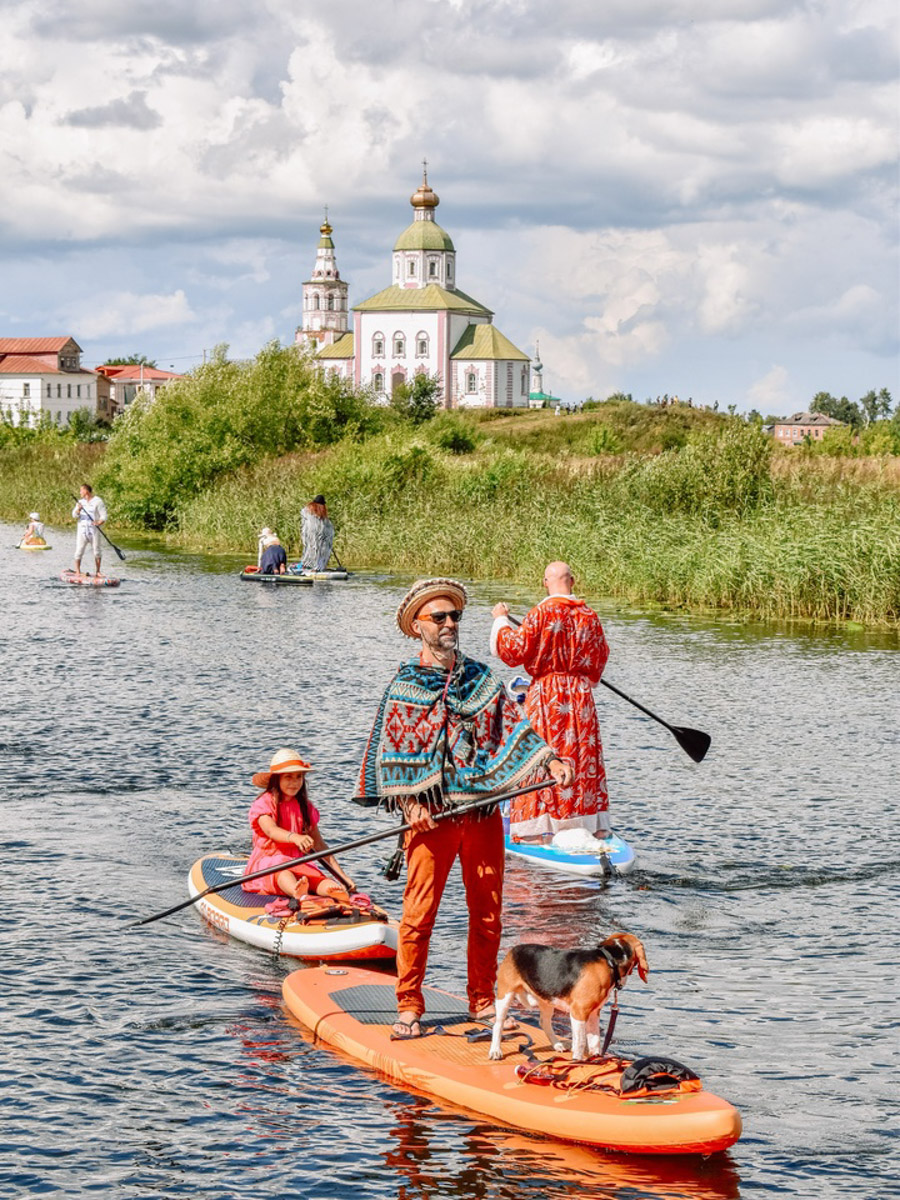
left=243, top=748, right=356, bottom=903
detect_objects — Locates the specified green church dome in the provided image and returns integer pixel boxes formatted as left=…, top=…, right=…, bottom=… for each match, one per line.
left=393, top=221, right=455, bottom=253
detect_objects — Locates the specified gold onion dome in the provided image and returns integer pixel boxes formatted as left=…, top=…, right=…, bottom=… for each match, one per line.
left=411, top=172, right=439, bottom=211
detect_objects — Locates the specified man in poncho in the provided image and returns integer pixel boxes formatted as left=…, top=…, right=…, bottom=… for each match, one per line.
left=490, top=561, right=610, bottom=845
left=357, top=577, right=572, bottom=1039
left=300, top=494, right=335, bottom=572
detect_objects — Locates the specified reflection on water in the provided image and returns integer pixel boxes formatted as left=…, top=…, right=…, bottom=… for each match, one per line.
left=1, top=524, right=898, bottom=1198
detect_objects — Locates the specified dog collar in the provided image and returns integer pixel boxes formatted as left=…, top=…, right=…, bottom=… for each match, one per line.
left=599, top=946, right=623, bottom=988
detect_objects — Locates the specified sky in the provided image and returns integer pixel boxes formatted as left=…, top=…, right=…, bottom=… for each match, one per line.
left=0, top=0, right=897, bottom=414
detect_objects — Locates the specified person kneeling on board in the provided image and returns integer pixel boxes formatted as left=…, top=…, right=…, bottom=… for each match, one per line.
left=356, top=577, right=573, bottom=1041
left=258, top=532, right=287, bottom=576
left=243, top=749, right=356, bottom=906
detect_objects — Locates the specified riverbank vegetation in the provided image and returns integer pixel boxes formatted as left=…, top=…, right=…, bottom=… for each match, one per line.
left=2, top=343, right=897, bottom=626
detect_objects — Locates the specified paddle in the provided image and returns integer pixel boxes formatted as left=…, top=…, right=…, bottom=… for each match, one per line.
left=330, top=544, right=345, bottom=571
left=503, top=614, right=711, bottom=763
left=133, top=777, right=557, bottom=928
left=71, top=495, right=126, bottom=562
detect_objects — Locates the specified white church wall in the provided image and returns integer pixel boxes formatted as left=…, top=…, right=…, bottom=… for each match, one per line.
left=358, top=311, right=443, bottom=396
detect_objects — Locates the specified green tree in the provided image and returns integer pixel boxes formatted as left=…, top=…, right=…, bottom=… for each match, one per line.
left=101, top=354, right=159, bottom=367
left=859, top=388, right=893, bottom=424
left=390, top=372, right=442, bottom=425
left=811, top=392, right=864, bottom=429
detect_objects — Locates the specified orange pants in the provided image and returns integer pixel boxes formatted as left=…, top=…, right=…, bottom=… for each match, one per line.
left=397, top=809, right=504, bottom=1018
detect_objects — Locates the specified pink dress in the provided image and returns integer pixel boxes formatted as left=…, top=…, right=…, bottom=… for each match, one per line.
left=243, top=791, right=325, bottom=895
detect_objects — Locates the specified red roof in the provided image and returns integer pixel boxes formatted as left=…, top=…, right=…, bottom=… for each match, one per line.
left=0, top=337, right=80, bottom=354
left=95, top=364, right=184, bottom=381
left=0, top=354, right=65, bottom=375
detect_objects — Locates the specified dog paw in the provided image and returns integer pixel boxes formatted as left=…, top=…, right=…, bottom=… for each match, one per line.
left=488, top=1046, right=503, bottom=1061
left=552, top=1040, right=567, bottom=1051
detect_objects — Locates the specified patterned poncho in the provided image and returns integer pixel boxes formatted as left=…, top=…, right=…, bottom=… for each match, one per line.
left=356, top=652, right=554, bottom=812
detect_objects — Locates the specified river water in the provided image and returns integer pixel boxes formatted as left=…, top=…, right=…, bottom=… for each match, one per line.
left=1, top=523, right=898, bottom=1200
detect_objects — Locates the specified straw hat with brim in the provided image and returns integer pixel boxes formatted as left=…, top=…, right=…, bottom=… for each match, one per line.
left=259, top=526, right=272, bottom=538
left=252, top=748, right=314, bottom=790
left=396, top=577, right=468, bottom=638
left=262, top=534, right=280, bottom=547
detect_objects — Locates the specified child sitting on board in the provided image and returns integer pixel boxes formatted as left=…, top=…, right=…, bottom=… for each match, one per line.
left=20, top=512, right=46, bottom=545
left=243, top=748, right=356, bottom=906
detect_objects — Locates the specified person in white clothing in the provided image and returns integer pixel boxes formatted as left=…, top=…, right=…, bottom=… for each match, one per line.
left=72, top=484, right=108, bottom=576
left=257, top=526, right=273, bottom=567
left=20, top=512, right=46, bottom=546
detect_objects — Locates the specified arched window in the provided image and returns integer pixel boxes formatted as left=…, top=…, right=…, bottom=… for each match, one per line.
left=416, top=332, right=429, bottom=357
left=466, top=372, right=477, bottom=394
left=393, top=332, right=406, bottom=357
left=428, top=259, right=437, bottom=278
left=407, top=259, right=416, bottom=278
left=313, top=295, right=320, bottom=310
left=373, top=372, right=384, bottom=393
left=326, top=296, right=334, bottom=311
left=372, top=333, right=385, bottom=357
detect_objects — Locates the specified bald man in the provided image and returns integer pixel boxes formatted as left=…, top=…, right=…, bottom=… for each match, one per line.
left=490, top=562, right=611, bottom=844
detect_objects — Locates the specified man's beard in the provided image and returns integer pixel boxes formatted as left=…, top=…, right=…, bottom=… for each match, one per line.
left=423, top=625, right=458, bottom=655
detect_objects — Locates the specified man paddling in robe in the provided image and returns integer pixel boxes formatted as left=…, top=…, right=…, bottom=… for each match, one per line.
left=357, top=577, right=573, bottom=1040
left=490, top=561, right=611, bottom=845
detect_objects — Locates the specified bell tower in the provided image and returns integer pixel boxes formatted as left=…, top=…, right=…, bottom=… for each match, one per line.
left=296, top=210, right=349, bottom=347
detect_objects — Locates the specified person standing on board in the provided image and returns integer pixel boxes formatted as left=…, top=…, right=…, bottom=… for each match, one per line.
left=490, top=561, right=610, bottom=845
left=72, top=484, right=107, bottom=577
left=300, top=494, right=334, bottom=572
left=357, top=577, right=573, bottom=1039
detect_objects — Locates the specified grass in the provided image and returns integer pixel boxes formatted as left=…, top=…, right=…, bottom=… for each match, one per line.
left=3, top=406, right=898, bottom=627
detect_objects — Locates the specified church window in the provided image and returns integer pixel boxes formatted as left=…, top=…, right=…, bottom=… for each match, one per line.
left=46, top=384, right=51, bottom=397
left=314, top=295, right=320, bottom=310
left=428, top=260, right=437, bottom=278
left=521, top=371, right=527, bottom=395
left=407, top=260, right=416, bottom=278
left=416, top=333, right=429, bottom=357
left=67, top=384, right=72, bottom=398
left=373, top=334, right=385, bottom=357
left=466, top=372, right=477, bottom=394
left=373, top=372, right=384, bottom=393
left=327, top=296, right=334, bottom=311
left=393, top=333, right=406, bottom=357
left=56, top=384, right=61, bottom=397
left=22, top=383, right=30, bottom=397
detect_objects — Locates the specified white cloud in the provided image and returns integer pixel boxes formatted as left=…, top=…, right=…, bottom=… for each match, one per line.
left=64, top=290, right=196, bottom=339
left=747, top=365, right=791, bottom=411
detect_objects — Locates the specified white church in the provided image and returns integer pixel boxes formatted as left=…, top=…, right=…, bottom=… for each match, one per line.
left=295, top=172, right=537, bottom=408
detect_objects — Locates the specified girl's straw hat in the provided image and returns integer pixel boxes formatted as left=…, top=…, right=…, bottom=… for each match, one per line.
left=252, top=748, right=314, bottom=790
left=396, top=577, right=468, bottom=638
left=29, top=512, right=40, bottom=519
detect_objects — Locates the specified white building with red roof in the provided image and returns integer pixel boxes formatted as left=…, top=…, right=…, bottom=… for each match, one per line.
left=94, top=363, right=184, bottom=410
left=0, top=337, right=111, bottom=426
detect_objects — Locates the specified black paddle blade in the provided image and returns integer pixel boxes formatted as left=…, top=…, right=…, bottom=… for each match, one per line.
left=112, top=545, right=126, bottom=561
left=672, top=726, right=711, bottom=763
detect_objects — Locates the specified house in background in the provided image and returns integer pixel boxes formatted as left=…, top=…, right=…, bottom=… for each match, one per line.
left=0, top=337, right=103, bottom=426
left=772, top=411, right=845, bottom=446
left=94, top=363, right=184, bottom=411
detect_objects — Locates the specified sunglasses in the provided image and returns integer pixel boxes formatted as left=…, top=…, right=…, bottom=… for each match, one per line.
left=417, top=609, right=464, bottom=625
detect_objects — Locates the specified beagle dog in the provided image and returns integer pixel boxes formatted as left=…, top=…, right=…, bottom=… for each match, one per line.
left=489, top=933, right=649, bottom=1061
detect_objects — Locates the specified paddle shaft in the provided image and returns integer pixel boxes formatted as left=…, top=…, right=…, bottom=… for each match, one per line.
left=134, top=777, right=555, bottom=928
left=503, top=613, right=710, bottom=762
left=71, top=495, right=126, bottom=561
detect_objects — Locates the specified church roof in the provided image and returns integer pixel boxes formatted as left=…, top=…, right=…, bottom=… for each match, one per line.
left=450, top=323, right=529, bottom=362
left=316, top=332, right=354, bottom=359
left=354, top=283, right=491, bottom=317
left=393, top=221, right=455, bottom=252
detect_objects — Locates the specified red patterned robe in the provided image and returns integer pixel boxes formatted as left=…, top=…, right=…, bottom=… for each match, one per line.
left=491, top=595, right=610, bottom=839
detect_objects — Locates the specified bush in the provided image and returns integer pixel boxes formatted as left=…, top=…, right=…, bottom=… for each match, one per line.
left=97, top=342, right=378, bottom=528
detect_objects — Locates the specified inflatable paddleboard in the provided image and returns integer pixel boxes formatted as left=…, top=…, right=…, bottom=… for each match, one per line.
left=282, top=965, right=742, bottom=1156
left=287, top=565, right=350, bottom=581
left=189, top=855, right=398, bottom=962
left=501, top=806, right=636, bottom=877
left=240, top=566, right=313, bottom=586
left=59, top=569, right=120, bottom=587
left=19, top=541, right=52, bottom=551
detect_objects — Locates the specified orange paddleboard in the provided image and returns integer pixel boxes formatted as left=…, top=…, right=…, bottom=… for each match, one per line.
left=282, top=966, right=742, bottom=1155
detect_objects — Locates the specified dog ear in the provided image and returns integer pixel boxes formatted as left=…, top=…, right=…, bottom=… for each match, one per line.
left=619, top=933, right=650, bottom=982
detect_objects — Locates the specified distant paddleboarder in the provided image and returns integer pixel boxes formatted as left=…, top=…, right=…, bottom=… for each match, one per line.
left=71, top=484, right=107, bottom=577
left=19, top=512, right=46, bottom=547
left=300, top=495, right=334, bottom=572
